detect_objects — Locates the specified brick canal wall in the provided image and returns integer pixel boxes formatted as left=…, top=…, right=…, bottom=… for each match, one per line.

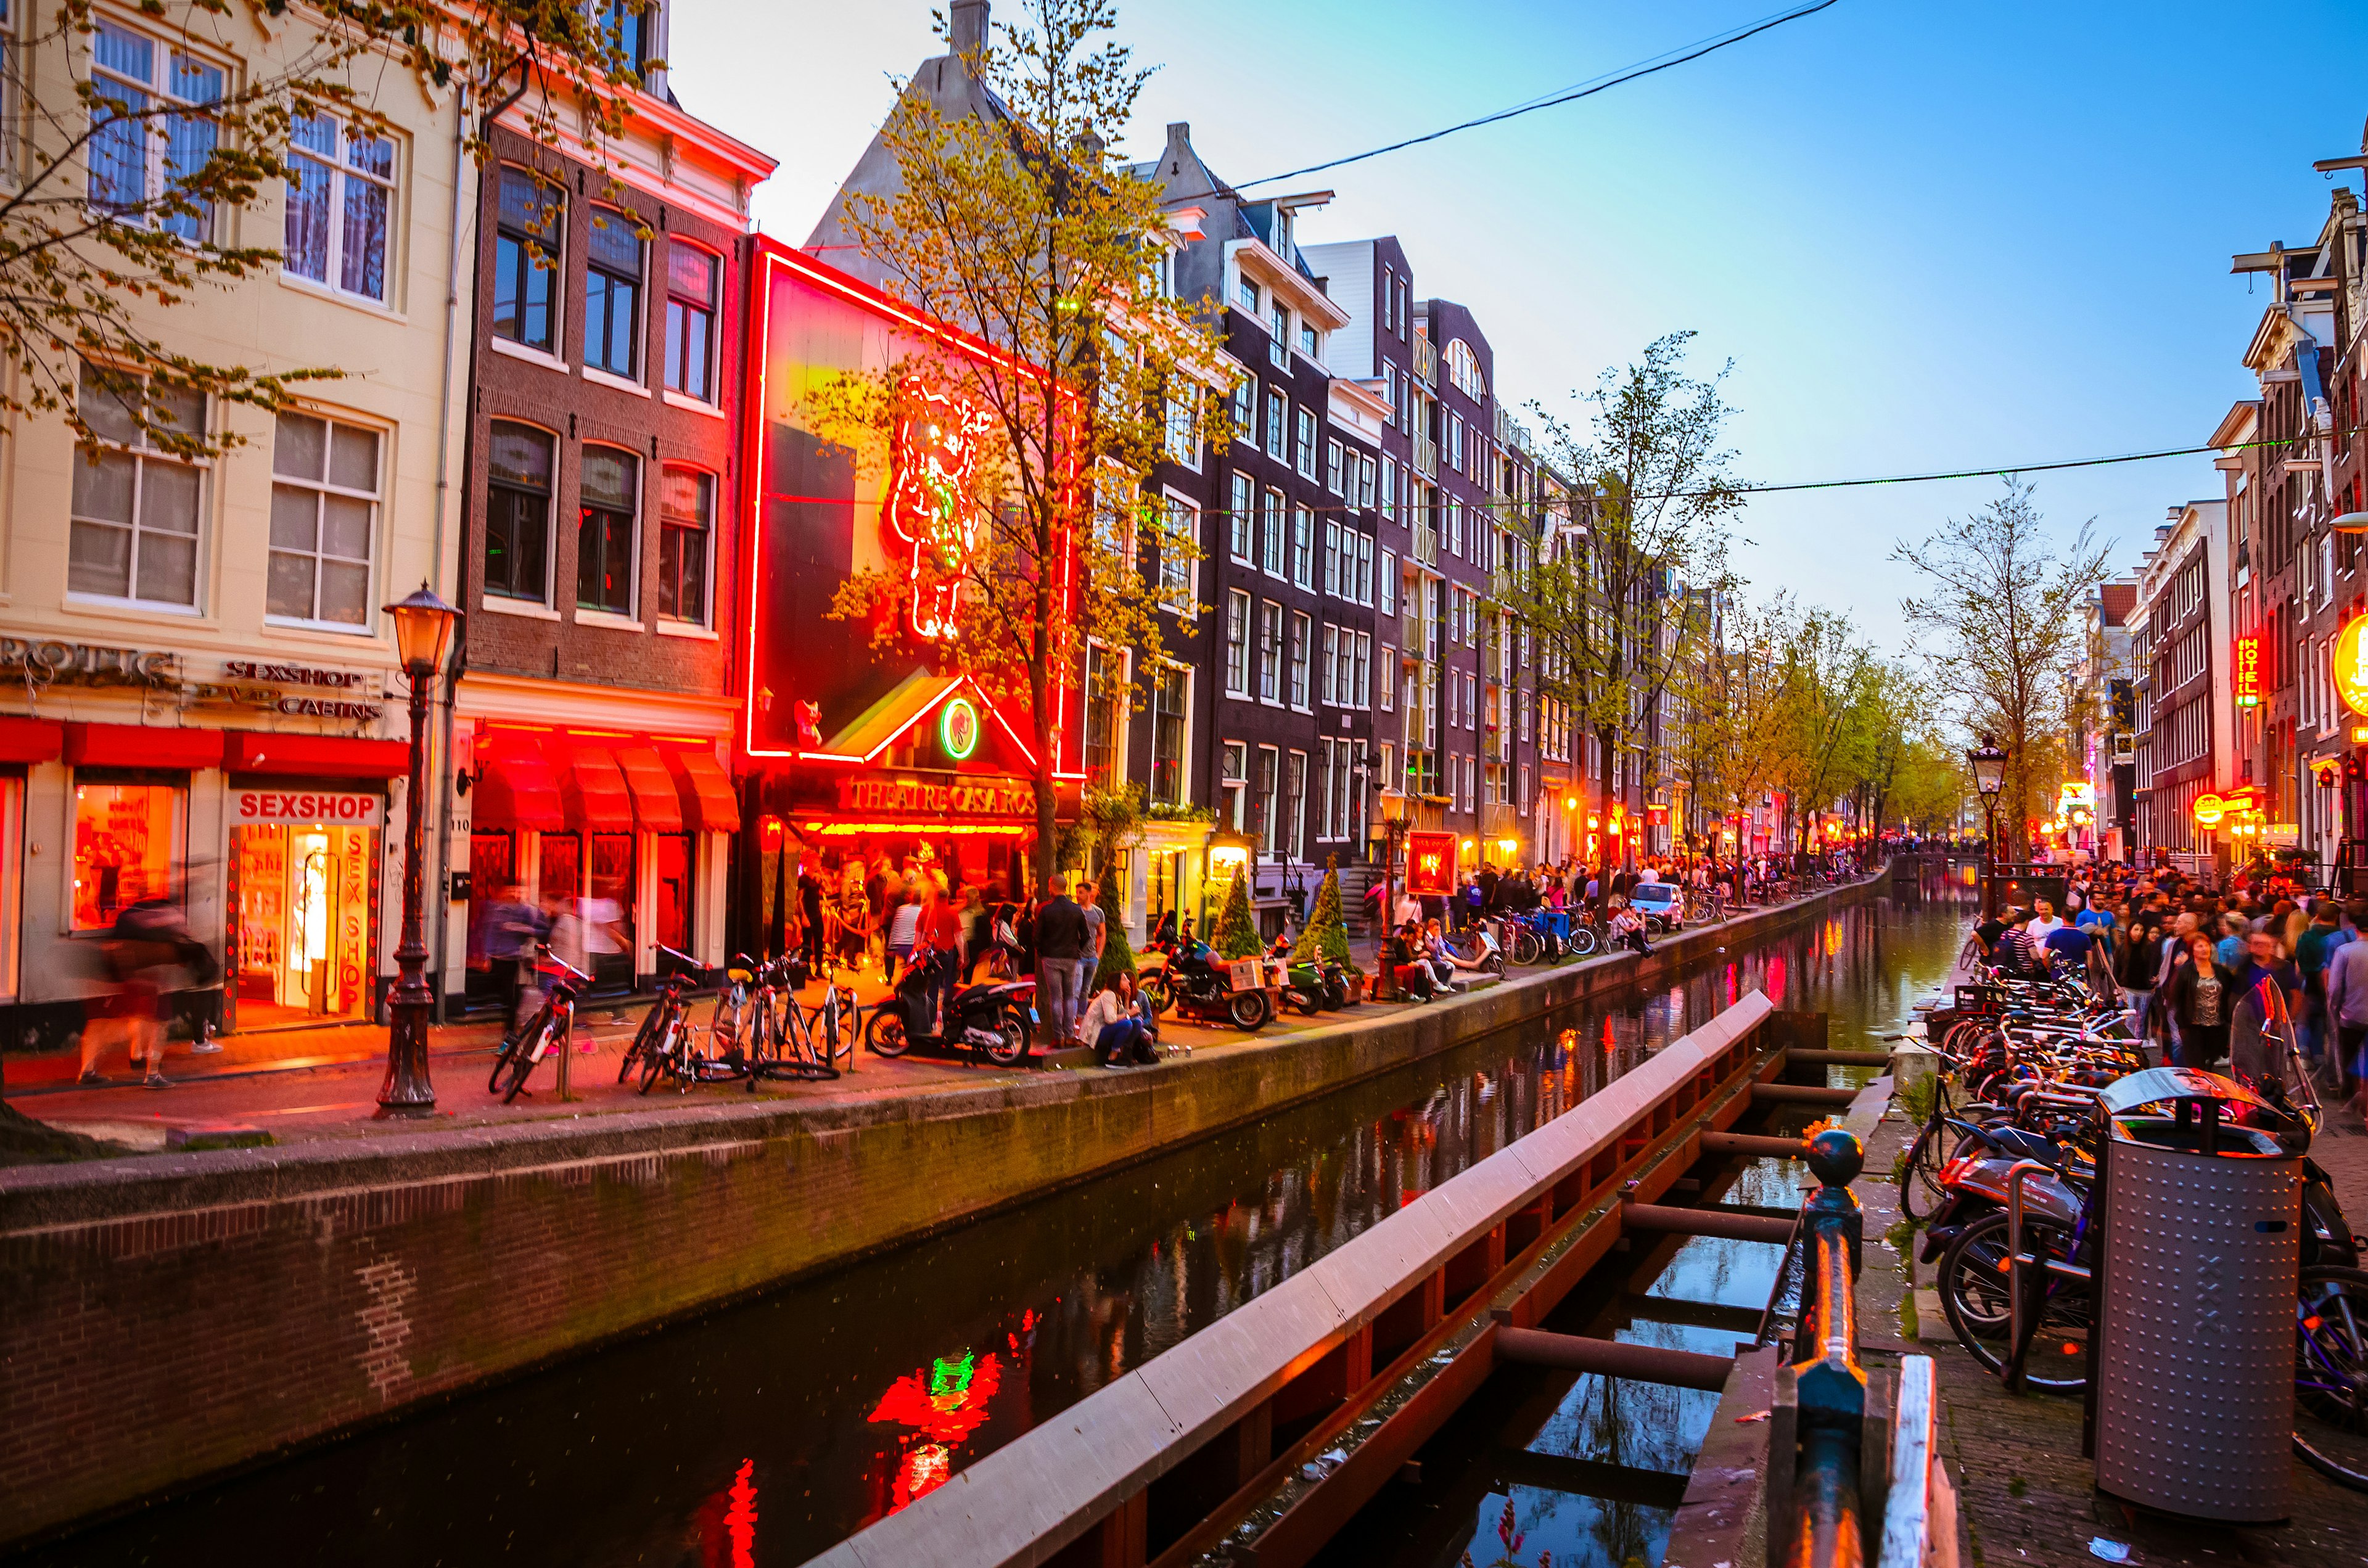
left=0, top=873, right=1888, bottom=1546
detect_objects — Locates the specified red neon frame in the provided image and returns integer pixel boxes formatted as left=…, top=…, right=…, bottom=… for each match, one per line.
left=737, top=237, right=1081, bottom=776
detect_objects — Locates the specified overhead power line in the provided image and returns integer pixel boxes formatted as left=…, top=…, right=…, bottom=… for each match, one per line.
left=1709, top=429, right=2326, bottom=498
left=1231, top=1, right=1845, bottom=191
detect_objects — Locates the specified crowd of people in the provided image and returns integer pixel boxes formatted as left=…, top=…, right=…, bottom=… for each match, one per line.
left=1968, top=857, right=2368, bottom=1122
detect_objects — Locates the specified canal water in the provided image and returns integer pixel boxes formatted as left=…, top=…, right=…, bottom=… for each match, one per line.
left=20, top=879, right=1973, bottom=1568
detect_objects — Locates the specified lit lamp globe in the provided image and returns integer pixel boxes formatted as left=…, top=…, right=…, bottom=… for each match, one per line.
left=1967, top=741, right=2008, bottom=799
left=387, top=583, right=461, bottom=676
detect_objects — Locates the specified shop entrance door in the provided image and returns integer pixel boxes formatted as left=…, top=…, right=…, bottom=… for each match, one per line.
left=232, top=823, right=375, bottom=1028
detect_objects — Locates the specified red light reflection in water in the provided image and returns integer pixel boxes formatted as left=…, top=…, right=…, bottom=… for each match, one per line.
left=868, top=1349, right=1005, bottom=1514
left=691, top=1458, right=758, bottom=1568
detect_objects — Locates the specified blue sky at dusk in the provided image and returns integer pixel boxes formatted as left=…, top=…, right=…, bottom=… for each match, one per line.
left=675, top=1, right=2368, bottom=646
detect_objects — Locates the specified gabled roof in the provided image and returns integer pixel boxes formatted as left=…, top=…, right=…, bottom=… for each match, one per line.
left=820, top=668, right=1037, bottom=768
left=2098, top=583, right=2137, bottom=627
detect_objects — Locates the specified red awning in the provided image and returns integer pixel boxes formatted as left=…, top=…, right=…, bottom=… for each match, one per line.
left=668, top=748, right=741, bottom=833
left=557, top=744, right=635, bottom=832
left=474, top=735, right=565, bottom=832
left=615, top=747, right=684, bottom=832
left=0, top=718, right=64, bottom=764
left=63, top=722, right=224, bottom=770
left=224, top=731, right=411, bottom=778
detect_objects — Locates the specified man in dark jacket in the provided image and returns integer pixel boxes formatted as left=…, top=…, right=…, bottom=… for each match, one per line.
left=1032, top=878, right=1090, bottom=1045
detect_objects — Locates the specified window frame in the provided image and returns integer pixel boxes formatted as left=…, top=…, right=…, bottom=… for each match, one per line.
left=493, top=165, right=565, bottom=355
left=87, top=18, right=224, bottom=243
left=1288, top=609, right=1311, bottom=710
left=1224, top=588, right=1252, bottom=696
left=662, top=240, right=722, bottom=402
left=575, top=443, right=642, bottom=615
left=1258, top=599, right=1283, bottom=704
left=282, top=110, right=397, bottom=303
left=66, top=364, right=208, bottom=614
left=1228, top=472, right=1255, bottom=562
left=483, top=418, right=558, bottom=604
left=583, top=205, right=647, bottom=381
left=266, top=406, right=384, bottom=632
left=656, top=464, right=715, bottom=625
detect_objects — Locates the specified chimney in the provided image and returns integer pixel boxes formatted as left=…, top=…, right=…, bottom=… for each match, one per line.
left=951, top=0, right=989, bottom=55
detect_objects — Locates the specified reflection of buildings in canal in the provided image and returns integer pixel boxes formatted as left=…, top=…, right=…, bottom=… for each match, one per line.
left=868, top=1348, right=1006, bottom=1516
left=690, top=1457, right=759, bottom=1568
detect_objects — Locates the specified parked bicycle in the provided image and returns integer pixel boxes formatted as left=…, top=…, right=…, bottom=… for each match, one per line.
left=488, top=951, right=595, bottom=1104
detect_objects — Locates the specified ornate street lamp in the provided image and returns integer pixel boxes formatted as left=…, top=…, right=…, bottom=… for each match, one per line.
left=1373, top=789, right=1412, bottom=999
left=1967, top=737, right=2008, bottom=917
left=378, top=583, right=462, bottom=1117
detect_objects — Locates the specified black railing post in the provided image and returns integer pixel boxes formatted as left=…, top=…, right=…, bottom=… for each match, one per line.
left=1775, top=1126, right=1869, bottom=1567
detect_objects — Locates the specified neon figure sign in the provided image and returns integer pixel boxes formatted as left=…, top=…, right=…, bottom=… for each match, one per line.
left=882, top=377, right=996, bottom=642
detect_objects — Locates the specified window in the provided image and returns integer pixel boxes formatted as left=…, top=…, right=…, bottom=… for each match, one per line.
left=1356, top=532, right=1375, bottom=605
left=664, top=245, right=719, bottom=400
left=1289, top=611, right=1311, bottom=708
left=1380, top=646, right=1396, bottom=711
left=268, top=410, right=379, bottom=626
left=1231, top=380, right=1256, bottom=441
left=494, top=167, right=564, bottom=353
left=1355, top=631, right=1371, bottom=710
left=1382, top=362, right=1399, bottom=424
left=1295, top=408, right=1317, bottom=478
left=1360, top=456, right=1377, bottom=510
left=89, top=21, right=221, bottom=242
left=1225, top=589, right=1252, bottom=694
left=1229, top=473, right=1254, bottom=561
left=1298, top=322, right=1318, bottom=359
left=72, top=780, right=184, bottom=931
left=1284, top=751, right=1308, bottom=860
left=484, top=421, right=554, bottom=601
left=1165, top=397, right=1199, bottom=466
left=584, top=208, right=644, bottom=378
left=1265, top=390, right=1287, bottom=459
left=68, top=366, right=204, bottom=608
left=1317, top=739, right=1339, bottom=840
left=1222, top=741, right=1249, bottom=830
left=594, top=0, right=652, bottom=78
left=1262, top=488, right=1286, bottom=577
left=1160, top=495, right=1198, bottom=610
left=1236, top=276, right=1260, bottom=313
left=1151, top=665, right=1189, bottom=807
left=1084, top=643, right=1124, bottom=786
left=1518, top=688, right=1532, bottom=742
left=1326, top=439, right=1344, bottom=494
left=1381, top=551, right=1397, bottom=615
left=658, top=467, right=712, bottom=624
left=1291, top=504, right=1313, bottom=588
left=1259, top=600, right=1283, bottom=702
left=1269, top=305, right=1291, bottom=369
left=1256, top=746, right=1280, bottom=853
left=578, top=446, right=639, bottom=614
left=1320, top=624, right=1339, bottom=706
left=284, top=113, right=395, bottom=301
left=1322, top=518, right=1341, bottom=596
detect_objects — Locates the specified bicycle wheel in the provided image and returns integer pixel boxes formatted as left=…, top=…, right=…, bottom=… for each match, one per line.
left=639, top=1022, right=676, bottom=1094
left=866, top=1008, right=911, bottom=1057
left=489, top=1001, right=545, bottom=1092
left=1508, top=927, right=1543, bottom=967
left=500, top=1024, right=550, bottom=1104
left=1567, top=925, right=1599, bottom=958
left=1897, top=1122, right=1948, bottom=1221
left=1938, top=1210, right=2090, bottom=1392
left=2295, top=1265, right=2368, bottom=1491
left=618, top=1003, right=664, bottom=1085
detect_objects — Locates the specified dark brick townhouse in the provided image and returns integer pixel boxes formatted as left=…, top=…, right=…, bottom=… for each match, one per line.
left=454, top=39, right=775, bottom=1004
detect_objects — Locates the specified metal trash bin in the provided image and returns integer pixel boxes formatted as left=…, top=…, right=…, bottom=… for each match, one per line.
left=2089, top=1067, right=2298, bottom=1522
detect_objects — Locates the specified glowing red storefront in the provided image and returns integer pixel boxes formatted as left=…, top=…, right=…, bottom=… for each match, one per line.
left=734, top=240, right=1082, bottom=956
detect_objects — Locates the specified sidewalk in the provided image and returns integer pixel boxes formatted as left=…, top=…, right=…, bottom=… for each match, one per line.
left=1, top=885, right=1870, bottom=1157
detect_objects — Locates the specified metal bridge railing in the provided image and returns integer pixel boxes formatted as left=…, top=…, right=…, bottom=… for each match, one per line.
left=1765, top=1128, right=1958, bottom=1568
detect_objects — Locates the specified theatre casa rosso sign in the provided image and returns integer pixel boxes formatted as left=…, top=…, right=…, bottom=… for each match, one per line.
left=838, top=776, right=1033, bottom=819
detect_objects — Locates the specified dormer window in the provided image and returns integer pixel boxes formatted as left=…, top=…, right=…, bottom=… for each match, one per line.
left=1298, top=322, right=1318, bottom=359
left=1274, top=207, right=1294, bottom=257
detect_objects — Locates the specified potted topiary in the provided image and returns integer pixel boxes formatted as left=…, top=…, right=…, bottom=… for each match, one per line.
left=1301, top=856, right=1364, bottom=1003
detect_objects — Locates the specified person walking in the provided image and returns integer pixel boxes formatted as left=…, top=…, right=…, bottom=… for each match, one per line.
left=1032, top=877, right=1088, bottom=1048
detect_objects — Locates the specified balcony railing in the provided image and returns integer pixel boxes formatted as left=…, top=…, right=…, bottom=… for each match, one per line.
left=1412, top=334, right=1437, bottom=388
left=1412, top=432, right=1439, bottom=479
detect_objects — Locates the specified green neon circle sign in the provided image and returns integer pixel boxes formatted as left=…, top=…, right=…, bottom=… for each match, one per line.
left=939, top=696, right=982, bottom=761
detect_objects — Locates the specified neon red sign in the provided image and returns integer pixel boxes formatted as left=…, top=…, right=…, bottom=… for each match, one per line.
left=884, top=377, right=995, bottom=642
left=2234, top=634, right=2263, bottom=708
left=1405, top=831, right=1457, bottom=897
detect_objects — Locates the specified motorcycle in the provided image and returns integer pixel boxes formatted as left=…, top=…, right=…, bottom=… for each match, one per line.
left=1140, top=935, right=1271, bottom=1031
left=1271, top=937, right=1347, bottom=1016
left=864, top=949, right=1038, bottom=1067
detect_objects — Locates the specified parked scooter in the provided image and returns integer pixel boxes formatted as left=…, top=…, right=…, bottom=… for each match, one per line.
left=864, top=948, right=1039, bottom=1066
left=1140, top=934, right=1271, bottom=1031
left=1271, top=935, right=1346, bottom=1016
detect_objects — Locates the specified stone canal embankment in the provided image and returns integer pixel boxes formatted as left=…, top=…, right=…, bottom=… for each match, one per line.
left=0, top=873, right=1888, bottom=1547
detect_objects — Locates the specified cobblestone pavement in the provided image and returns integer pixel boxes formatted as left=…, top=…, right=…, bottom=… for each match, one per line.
left=1859, top=1093, right=2368, bottom=1568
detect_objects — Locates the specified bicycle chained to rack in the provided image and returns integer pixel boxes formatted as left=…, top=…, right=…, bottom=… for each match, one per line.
left=487, top=950, right=596, bottom=1104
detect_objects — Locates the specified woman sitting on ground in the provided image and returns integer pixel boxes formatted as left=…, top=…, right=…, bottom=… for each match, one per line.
left=1422, top=917, right=1484, bottom=983
left=1080, top=971, right=1159, bottom=1068
left=1383, top=919, right=1435, bottom=1001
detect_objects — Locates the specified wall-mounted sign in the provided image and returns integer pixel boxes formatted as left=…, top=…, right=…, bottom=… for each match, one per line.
left=939, top=696, right=982, bottom=761
left=1405, top=831, right=1457, bottom=897
left=2234, top=635, right=2264, bottom=708
left=2335, top=614, right=2368, bottom=716
left=0, top=637, right=178, bottom=687
left=232, top=789, right=385, bottom=827
left=884, top=377, right=995, bottom=642
left=837, top=774, right=1032, bottom=818
left=2193, top=792, right=2226, bottom=827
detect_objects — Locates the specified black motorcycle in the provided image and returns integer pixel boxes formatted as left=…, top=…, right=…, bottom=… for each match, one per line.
left=1140, top=935, right=1270, bottom=1031
left=864, top=949, right=1038, bottom=1067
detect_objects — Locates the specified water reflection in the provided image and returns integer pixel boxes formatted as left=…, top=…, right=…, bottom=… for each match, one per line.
left=22, top=885, right=1970, bottom=1568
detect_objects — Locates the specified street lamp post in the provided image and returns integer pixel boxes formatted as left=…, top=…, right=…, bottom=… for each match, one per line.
left=1373, top=789, right=1410, bottom=1000
left=1967, top=737, right=2008, bottom=919
left=377, top=583, right=462, bottom=1117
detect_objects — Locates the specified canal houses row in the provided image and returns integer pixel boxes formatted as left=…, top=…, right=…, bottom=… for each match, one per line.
left=0, top=0, right=1664, bottom=1065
